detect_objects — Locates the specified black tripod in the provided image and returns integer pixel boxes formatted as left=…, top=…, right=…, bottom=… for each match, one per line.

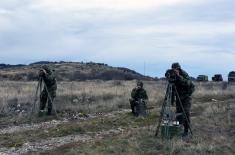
left=155, top=82, right=193, bottom=138
left=30, top=77, right=58, bottom=118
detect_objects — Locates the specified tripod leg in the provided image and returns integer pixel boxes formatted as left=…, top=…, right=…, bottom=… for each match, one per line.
left=30, top=79, right=41, bottom=116
left=155, top=84, right=170, bottom=136
left=155, top=100, right=167, bottom=136
left=29, top=79, right=44, bottom=123
left=173, top=86, right=193, bottom=136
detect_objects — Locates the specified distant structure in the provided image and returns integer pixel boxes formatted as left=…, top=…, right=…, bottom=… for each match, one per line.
left=212, top=74, right=223, bottom=82
left=228, top=71, right=235, bottom=82
left=197, top=75, right=208, bottom=82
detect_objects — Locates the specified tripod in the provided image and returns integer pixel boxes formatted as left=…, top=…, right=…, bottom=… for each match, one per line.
left=30, top=77, right=58, bottom=119
left=155, top=82, right=193, bottom=138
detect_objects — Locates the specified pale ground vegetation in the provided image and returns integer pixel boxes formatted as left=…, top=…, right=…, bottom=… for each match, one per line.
left=0, top=80, right=166, bottom=115
left=0, top=80, right=234, bottom=155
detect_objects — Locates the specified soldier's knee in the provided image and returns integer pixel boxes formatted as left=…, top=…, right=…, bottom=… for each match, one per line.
left=40, top=94, right=47, bottom=102
left=49, top=91, right=56, bottom=98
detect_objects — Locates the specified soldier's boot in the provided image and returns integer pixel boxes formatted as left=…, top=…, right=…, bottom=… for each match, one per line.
left=38, top=110, right=45, bottom=117
left=182, top=128, right=188, bottom=137
left=183, top=111, right=191, bottom=137
left=39, top=100, right=47, bottom=117
left=182, top=122, right=190, bottom=137
left=47, top=108, right=52, bottom=116
left=131, top=105, right=136, bottom=115
left=182, top=132, right=188, bottom=137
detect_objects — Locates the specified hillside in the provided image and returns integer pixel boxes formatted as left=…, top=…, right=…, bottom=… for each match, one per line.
left=0, top=61, right=154, bottom=81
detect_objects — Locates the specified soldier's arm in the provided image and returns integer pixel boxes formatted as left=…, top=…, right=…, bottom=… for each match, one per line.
left=131, top=88, right=137, bottom=99
left=177, top=70, right=191, bottom=86
left=144, top=90, right=148, bottom=100
left=138, top=89, right=148, bottom=101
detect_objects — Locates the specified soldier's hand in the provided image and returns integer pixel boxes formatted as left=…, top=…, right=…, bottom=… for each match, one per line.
left=39, top=69, right=46, bottom=77
left=173, top=69, right=180, bottom=77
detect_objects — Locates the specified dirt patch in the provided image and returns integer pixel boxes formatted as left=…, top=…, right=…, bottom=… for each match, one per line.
left=0, top=134, right=92, bottom=155
left=0, top=128, right=127, bottom=155
left=0, top=119, right=69, bottom=135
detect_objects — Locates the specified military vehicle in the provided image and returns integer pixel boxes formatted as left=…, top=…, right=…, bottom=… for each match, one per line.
left=228, top=71, right=235, bottom=82
left=212, top=74, right=223, bottom=82
left=197, top=75, right=208, bottom=82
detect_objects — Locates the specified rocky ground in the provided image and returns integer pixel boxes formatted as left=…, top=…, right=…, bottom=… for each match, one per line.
left=0, top=98, right=234, bottom=155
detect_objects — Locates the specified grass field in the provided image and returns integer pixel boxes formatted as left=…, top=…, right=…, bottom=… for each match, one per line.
left=0, top=80, right=234, bottom=155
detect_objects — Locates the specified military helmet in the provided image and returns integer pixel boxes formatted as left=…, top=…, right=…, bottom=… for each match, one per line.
left=137, top=81, right=143, bottom=87
left=171, top=62, right=181, bottom=69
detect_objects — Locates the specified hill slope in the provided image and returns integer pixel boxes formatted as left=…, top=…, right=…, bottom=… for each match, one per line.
left=0, top=61, right=154, bottom=81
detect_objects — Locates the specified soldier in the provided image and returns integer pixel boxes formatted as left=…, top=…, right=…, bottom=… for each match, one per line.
left=38, top=65, right=57, bottom=116
left=129, top=81, right=148, bottom=116
left=171, top=62, right=195, bottom=137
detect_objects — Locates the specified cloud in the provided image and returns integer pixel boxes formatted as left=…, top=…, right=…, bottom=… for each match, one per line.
left=31, top=0, right=188, bottom=12
left=127, top=22, right=235, bottom=37
left=0, top=0, right=234, bottom=78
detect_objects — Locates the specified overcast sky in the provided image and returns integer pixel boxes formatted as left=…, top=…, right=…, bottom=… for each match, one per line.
left=0, top=0, right=234, bottom=78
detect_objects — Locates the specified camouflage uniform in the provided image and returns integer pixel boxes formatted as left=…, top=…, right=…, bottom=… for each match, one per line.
left=130, top=81, right=148, bottom=116
left=39, top=65, right=57, bottom=115
left=171, top=63, right=195, bottom=135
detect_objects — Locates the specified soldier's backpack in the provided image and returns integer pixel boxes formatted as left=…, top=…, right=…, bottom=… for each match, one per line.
left=188, top=81, right=195, bottom=95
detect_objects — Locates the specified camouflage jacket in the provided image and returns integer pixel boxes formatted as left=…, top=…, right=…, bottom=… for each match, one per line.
left=41, top=71, right=57, bottom=91
left=131, top=87, right=148, bottom=101
left=174, top=69, right=194, bottom=96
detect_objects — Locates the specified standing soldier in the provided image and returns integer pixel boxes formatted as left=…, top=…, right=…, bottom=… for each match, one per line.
left=171, top=62, right=195, bottom=137
left=38, top=65, right=57, bottom=116
left=129, top=81, right=148, bottom=116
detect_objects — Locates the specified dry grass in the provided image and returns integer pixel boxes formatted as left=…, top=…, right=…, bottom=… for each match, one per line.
left=42, top=101, right=234, bottom=155
left=193, top=82, right=234, bottom=101
left=0, top=80, right=234, bottom=155
left=0, top=80, right=234, bottom=116
left=0, top=80, right=165, bottom=117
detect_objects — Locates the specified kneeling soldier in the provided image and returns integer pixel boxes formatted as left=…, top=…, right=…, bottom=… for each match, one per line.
left=129, top=81, right=148, bottom=116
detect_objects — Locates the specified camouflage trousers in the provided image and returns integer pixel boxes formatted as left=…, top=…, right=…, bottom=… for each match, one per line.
left=176, top=95, right=192, bottom=133
left=40, top=88, right=56, bottom=115
left=129, top=99, right=136, bottom=115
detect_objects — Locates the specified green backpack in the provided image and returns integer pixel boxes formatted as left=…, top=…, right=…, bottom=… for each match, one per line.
left=188, top=81, right=195, bottom=95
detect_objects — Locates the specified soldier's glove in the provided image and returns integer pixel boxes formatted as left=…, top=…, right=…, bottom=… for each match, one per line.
left=39, top=69, right=46, bottom=77
left=173, top=69, right=180, bottom=77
